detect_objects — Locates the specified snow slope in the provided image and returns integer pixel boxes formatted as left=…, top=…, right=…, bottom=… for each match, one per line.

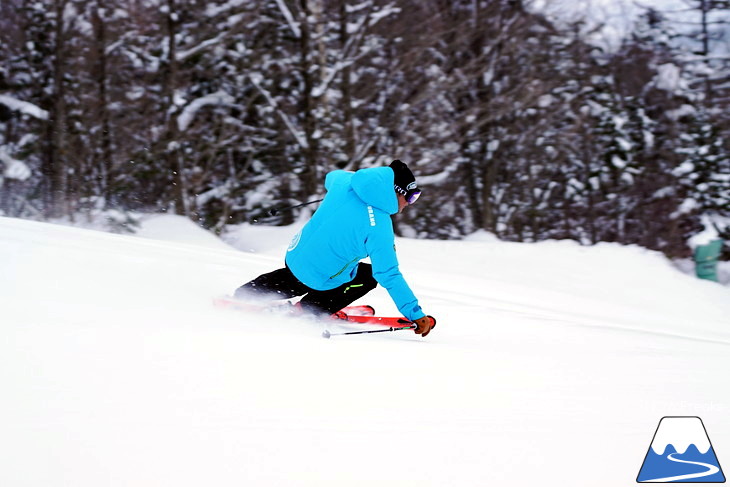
left=1, top=214, right=729, bottom=486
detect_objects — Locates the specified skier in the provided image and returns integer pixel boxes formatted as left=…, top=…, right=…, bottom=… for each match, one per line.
left=235, top=160, right=436, bottom=337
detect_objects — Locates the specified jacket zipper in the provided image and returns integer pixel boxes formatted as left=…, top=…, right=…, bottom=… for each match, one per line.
left=329, top=256, right=361, bottom=279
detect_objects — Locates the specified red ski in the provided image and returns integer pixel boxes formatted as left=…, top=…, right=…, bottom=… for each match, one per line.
left=214, top=296, right=422, bottom=338
left=331, top=314, right=414, bottom=328
left=336, top=305, right=375, bottom=317
left=213, top=296, right=375, bottom=318
left=324, top=314, right=435, bottom=338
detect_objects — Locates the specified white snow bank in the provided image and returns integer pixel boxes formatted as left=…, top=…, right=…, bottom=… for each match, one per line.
left=135, top=214, right=235, bottom=251
left=1, top=215, right=729, bottom=487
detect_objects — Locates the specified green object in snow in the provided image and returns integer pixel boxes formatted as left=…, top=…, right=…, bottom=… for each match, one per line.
left=694, top=239, right=724, bottom=282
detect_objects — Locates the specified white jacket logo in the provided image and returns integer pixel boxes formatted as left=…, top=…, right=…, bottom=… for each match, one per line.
left=367, top=206, right=376, bottom=227
left=287, top=230, right=301, bottom=251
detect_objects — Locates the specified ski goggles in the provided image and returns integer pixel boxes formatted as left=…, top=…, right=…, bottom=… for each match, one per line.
left=394, top=184, right=422, bottom=205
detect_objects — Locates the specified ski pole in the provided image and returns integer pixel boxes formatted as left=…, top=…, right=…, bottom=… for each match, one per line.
left=251, top=199, right=324, bottom=223
left=268, top=199, right=323, bottom=216
left=322, top=325, right=416, bottom=339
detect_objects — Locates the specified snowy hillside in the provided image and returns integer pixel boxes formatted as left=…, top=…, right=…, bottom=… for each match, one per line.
left=1, top=215, right=729, bottom=487
left=529, top=0, right=687, bottom=50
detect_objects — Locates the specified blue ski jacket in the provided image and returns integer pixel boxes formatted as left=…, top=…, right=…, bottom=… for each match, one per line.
left=285, top=167, right=425, bottom=321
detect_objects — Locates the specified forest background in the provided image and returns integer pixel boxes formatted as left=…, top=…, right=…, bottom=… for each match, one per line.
left=1, top=0, right=729, bottom=259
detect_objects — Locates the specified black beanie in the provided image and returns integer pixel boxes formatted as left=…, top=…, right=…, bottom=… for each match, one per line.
left=390, top=159, right=416, bottom=191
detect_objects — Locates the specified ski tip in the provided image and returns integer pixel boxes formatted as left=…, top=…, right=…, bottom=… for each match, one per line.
left=322, top=330, right=331, bottom=339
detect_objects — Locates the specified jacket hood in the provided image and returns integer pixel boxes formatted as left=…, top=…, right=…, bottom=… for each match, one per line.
left=351, top=167, right=398, bottom=215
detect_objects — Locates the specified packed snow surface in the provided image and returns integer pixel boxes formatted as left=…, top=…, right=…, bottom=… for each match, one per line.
left=1, top=214, right=729, bottom=486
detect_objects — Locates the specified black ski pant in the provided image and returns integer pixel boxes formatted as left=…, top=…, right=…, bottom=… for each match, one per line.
left=235, top=262, right=377, bottom=316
